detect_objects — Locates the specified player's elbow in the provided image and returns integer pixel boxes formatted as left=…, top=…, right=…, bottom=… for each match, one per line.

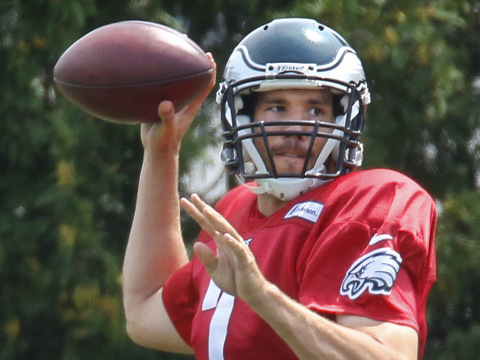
left=125, top=314, right=159, bottom=350
left=123, top=298, right=151, bottom=347
left=125, top=311, right=146, bottom=346
left=125, top=309, right=193, bottom=354
left=123, top=300, right=169, bottom=351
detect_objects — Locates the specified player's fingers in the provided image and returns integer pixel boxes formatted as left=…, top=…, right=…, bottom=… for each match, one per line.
left=201, top=205, right=242, bottom=242
left=189, top=193, right=218, bottom=220
left=205, top=53, right=217, bottom=90
left=157, top=99, right=198, bottom=146
left=187, top=194, right=242, bottom=244
left=157, top=100, right=175, bottom=126
left=187, top=194, right=241, bottom=240
left=195, top=53, right=216, bottom=101
left=193, top=242, right=218, bottom=275
left=217, top=233, right=247, bottom=260
left=180, top=197, right=216, bottom=236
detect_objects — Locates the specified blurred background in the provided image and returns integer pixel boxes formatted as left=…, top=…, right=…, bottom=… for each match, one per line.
left=1, top=0, right=480, bottom=359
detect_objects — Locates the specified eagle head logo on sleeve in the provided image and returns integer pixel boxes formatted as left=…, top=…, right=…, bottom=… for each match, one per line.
left=340, top=248, right=403, bottom=300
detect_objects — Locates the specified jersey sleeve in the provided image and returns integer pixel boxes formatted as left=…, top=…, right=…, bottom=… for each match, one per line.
left=297, top=171, right=436, bottom=357
left=162, top=261, right=198, bottom=345
left=161, top=227, right=216, bottom=346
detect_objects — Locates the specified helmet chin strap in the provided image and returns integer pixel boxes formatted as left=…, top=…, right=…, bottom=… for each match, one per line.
left=252, top=176, right=329, bottom=201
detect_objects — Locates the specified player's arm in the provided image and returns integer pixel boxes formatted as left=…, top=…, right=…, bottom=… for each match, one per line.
left=182, top=194, right=418, bottom=360
left=250, top=284, right=418, bottom=360
left=122, top=56, right=216, bottom=352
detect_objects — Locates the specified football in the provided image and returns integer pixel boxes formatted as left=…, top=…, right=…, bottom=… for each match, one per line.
left=53, top=21, right=214, bottom=124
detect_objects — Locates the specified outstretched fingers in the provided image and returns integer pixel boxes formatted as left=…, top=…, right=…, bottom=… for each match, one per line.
left=180, top=194, right=217, bottom=237
left=183, top=194, right=266, bottom=301
left=182, top=192, right=242, bottom=240
left=193, top=242, right=218, bottom=273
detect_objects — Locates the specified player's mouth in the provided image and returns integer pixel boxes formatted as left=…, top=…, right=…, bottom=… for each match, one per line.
left=273, top=150, right=314, bottom=169
left=278, top=152, right=302, bottom=158
left=266, top=140, right=318, bottom=171
left=273, top=148, right=310, bottom=159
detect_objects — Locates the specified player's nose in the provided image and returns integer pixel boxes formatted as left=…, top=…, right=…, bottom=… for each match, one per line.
left=282, top=116, right=311, bottom=140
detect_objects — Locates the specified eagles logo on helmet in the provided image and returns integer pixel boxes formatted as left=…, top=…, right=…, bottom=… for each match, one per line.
left=216, top=18, right=371, bottom=200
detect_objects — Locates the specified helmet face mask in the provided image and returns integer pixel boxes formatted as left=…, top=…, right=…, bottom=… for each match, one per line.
left=217, top=18, right=370, bottom=201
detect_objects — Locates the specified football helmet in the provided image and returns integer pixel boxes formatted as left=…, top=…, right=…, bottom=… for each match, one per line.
left=216, top=18, right=370, bottom=200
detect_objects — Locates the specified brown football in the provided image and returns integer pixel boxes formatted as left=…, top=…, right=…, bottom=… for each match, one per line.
left=53, top=21, right=213, bottom=124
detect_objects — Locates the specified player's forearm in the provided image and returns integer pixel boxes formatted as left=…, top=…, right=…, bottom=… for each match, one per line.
left=249, top=282, right=413, bottom=360
left=123, top=149, right=188, bottom=308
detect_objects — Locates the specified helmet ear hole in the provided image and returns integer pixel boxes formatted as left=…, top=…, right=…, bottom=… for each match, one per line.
left=332, top=94, right=345, bottom=117
left=238, top=93, right=258, bottom=117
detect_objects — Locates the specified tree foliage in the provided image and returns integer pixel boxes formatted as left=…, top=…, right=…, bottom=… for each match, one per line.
left=1, top=0, right=479, bottom=359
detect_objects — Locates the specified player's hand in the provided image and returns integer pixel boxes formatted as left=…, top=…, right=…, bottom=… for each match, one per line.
left=181, top=194, right=267, bottom=304
left=141, top=53, right=216, bottom=154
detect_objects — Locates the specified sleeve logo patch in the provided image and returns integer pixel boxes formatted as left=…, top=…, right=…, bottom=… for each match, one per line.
left=284, top=201, right=324, bottom=223
left=340, top=248, right=403, bottom=300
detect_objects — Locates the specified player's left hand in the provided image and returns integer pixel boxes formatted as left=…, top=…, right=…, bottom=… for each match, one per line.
left=180, top=194, right=267, bottom=304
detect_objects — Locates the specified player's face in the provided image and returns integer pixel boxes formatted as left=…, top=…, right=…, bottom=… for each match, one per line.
left=252, top=89, right=335, bottom=174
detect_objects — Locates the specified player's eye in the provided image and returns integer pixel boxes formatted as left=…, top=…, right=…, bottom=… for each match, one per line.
left=269, top=105, right=285, bottom=112
left=310, top=107, right=325, bottom=116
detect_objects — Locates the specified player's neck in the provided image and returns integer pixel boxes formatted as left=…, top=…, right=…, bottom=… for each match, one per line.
left=257, top=193, right=289, bottom=217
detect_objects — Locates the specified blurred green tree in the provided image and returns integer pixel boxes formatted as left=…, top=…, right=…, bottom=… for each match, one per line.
left=0, top=0, right=196, bottom=359
left=1, top=0, right=480, bottom=359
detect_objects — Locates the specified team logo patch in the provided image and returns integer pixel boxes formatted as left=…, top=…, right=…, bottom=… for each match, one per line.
left=284, top=201, right=324, bottom=223
left=340, top=248, right=402, bottom=300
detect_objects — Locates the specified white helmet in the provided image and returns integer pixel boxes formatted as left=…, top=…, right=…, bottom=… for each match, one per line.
left=216, top=18, right=370, bottom=200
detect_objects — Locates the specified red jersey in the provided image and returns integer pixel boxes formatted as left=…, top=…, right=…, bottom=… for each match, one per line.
left=163, top=169, right=437, bottom=359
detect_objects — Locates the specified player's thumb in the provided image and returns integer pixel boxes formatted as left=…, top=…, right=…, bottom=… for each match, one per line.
left=193, top=242, right=218, bottom=275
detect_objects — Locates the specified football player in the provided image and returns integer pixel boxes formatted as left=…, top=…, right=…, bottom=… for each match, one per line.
left=123, top=18, right=437, bottom=360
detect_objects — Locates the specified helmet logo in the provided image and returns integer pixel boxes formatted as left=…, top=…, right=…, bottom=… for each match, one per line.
left=304, top=28, right=325, bottom=44
left=266, top=63, right=316, bottom=77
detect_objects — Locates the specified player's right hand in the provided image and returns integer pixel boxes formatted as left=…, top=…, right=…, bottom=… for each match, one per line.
left=140, top=53, right=216, bottom=154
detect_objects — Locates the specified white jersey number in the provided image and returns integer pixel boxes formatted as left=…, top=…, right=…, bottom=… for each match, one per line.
left=201, top=238, right=253, bottom=359
left=202, top=279, right=235, bottom=360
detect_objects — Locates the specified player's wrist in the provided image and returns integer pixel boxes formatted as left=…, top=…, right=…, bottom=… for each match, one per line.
left=143, top=142, right=181, bottom=161
left=140, top=148, right=180, bottom=181
left=242, top=278, right=278, bottom=310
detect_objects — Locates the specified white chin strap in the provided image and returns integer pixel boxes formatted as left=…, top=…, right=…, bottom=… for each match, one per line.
left=248, top=177, right=328, bottom=201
